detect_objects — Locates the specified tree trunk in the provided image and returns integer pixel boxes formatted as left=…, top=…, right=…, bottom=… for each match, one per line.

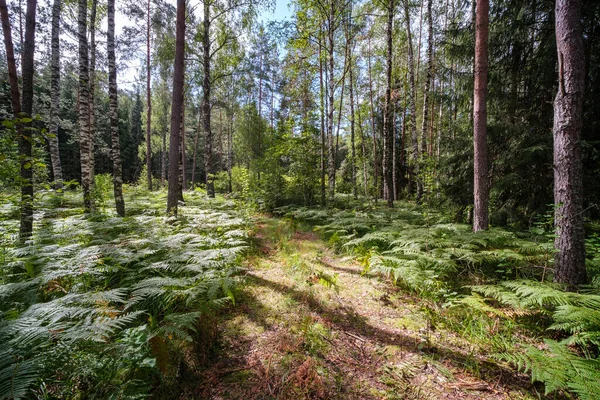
left=419, top=0, right=434, bottom=201
left=191, top=110, right=200, bottom=187
left=404, top=0, right=419, bottom=200
left=49, top=0, right=63, bottom=190
left=473, top=0, right=489, bottom=231
left=349, top=50, right=357, bottom=200
left=327, top=4, right=335, bottom=201
left=181, top=104, right=187, bottom=192
left=166, top=0, right=186, bottom=215
left=368, top=34, right=378, bottom=201
left=146, top=0, right=153, bottom=190
left=88, top=0, right=97, bottom=185
left=319, top=32, right=326, bottom=206
left=383, top=0, right=394, bottom=208
left=77, top=0, right=92, bottom=212
left=553, top=0, right=586, bottom=286
left=202, top=0, right=214, bottom=197
left=108, top=0, right=124, bottom=217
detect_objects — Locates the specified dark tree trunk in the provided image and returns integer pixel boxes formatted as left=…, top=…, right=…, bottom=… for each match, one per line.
left=383, top=0, right=394, bottom=208
left=368, top=35, right=378, bottom=201
left=166, top=0, right=185, bottom=215
left=108, top=0, right=124, bottom=217
left=553, top=0, right=586, bottom=286
left=327, top=4, right=335, bottom=201
left=473, top=0, right=489, bottom=231
left=191, top=110, right=201, bottom=187
left=77, top=0, right=92, bottom=212
left=146, top=0, right=153, bottom=190
left=202, top=0, right=214, bottom=197
left=49, top=0, right=63, bottom=189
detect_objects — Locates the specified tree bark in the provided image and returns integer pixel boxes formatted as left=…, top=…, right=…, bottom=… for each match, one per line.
left=473, top=0, right=489, bottom=231
left=49, top=0, right=63, bottom=190
left=202, top=0, right=215, bottom=197
left=108, top=0, right=124, bottom=217
left=327, top=3, right=336, bottom=201
left=368, top=34, right=378, bottom=201
left=419, top=0, right=434, bottom=200
left=88, top=0, right=97, bottom=185
left=553, top=0, right=586, bottom=286
left=146, top=0, right=153, bottom=190
left=167, top=0, right=185, bottom=215
left=77, top=0, right=92, bottom=212
left=404, top=0, right=418, bottom=200
left=319, top=31, right=326, bottom=206
left=191, top=110, right=201, bottom=187
left=383, top=0, right=394, bottom=208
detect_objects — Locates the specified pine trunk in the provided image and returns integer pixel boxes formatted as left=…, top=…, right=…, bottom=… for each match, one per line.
left=202, top=0, right=214, bottom=197
left=383, top=0, right=394, bottom=208
left=473, top=0, right=489, bottom=231
left=553, top=0, right=586, bottom=286
left=166, top=0, right=186, bottom=215
left=419, top=0, right=434, bottom=202
left=327, top=5, right=335, bottom=201
left=49, top=0, right=63, bottom=190
left=88, top=0, right=97, bottom=185
left=404, top=0, right=419, bottom=200
left=319, top=33, right=326, bottom=206
left=146, top=0, right=153, bottom=190
left=108, top=0, right=124, bottom=217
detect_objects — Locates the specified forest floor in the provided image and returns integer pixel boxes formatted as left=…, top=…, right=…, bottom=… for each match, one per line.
left=190, top=215, right=545, bottom=400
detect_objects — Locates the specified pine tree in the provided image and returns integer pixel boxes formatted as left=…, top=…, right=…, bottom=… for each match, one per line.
left=48, top=0, right=63, bottom=189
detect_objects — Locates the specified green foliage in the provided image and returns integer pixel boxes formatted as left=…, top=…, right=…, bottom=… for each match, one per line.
left=279, top=203, right=552, bottom=301
left=0, top=187, right=250, bottom=399
left=464, top=280, right=600, bottom=399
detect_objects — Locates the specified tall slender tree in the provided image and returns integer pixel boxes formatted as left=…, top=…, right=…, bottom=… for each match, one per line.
left=420, top=0, right=434, bottom=196
left=553, top=0, right=586, bottom=286
left=108, top=0, right=125, bottom=216
left=78, top=0, right=93, bottom=212
left=88, top=0, right=97, bottom=185
left=383, top=0, right=395, bottom=207
left=166, top=0, right=185, bottom=215
left=48, top=0, right=63, bottom=189
left=403, top=0, right=418, bottom=200
left=0, top=0, right=36, bottom=239
left=146, top=0, right=153, bottom=190
left=473, top=0, right=489, bottom=231
left=202, top=0, right=214, bottom=197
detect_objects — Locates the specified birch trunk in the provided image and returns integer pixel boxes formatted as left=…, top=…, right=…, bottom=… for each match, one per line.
left=108, top=0, right=124, bottom=216
left=78, top=0, right=93, bottom=212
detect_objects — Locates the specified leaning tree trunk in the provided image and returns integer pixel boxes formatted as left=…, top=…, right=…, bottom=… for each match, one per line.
left=404, top=0, right=419, bottom=200
left=146, top=0, right=153, bottom=190
left=88, top=0, right=97, bottom=186
left=419, top=0, right=434, bottom=202
left=553, top=0, right=586, bottom=286
left=383, top=0, right=395, bottom=208
left=473, top=0, right=489, bottom=232
left=166, top=0, right=186, bottom=215
left=77, top=0, right=92, bottom=212
left=108, top=0, right=124, bottom=217
left=49, top=0, right=63, bottom=189
left=202, top=0, right=214, bottom=198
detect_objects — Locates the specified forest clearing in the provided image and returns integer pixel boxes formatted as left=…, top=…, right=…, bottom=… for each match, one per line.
left=1, top=0, right=600, bottom=398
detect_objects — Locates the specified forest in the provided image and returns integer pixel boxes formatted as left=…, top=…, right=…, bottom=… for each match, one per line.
left=0, top=0, right=599, bottom=398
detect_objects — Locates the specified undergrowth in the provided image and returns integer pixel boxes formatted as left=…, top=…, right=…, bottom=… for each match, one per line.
left=0, top=184, right=250, bottom=399
left=276, top=201, right=600, bottom=399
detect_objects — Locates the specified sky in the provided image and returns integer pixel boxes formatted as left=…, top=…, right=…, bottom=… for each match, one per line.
left=115, top=0, right=291, bottom=89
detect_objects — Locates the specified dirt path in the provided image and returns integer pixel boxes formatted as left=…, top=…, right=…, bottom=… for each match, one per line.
left=194, top=216, right=540, bottom=399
